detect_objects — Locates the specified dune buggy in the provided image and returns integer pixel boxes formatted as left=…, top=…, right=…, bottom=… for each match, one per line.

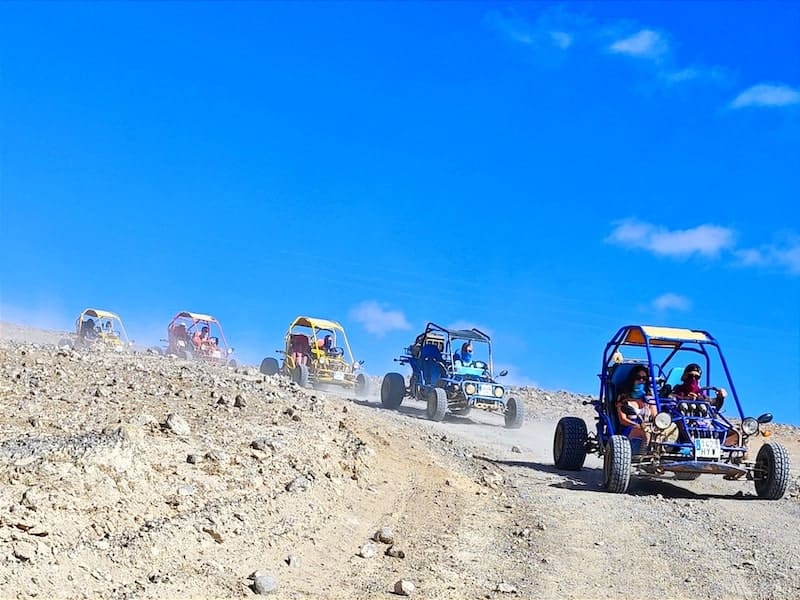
left=381, top=322, right=524, bottom=428
left=259, top=316, right=369, bottom=396
left=59, top=308, right=132, bottom=351
left=552, top=325, right=789, bottom=499
left=152, top=311, right=236, bottom=367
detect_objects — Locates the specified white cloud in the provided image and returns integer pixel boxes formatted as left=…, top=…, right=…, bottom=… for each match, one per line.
left=348, top=301, right=411, bottom=336
left=550, top=31, right=573, bottom=49
left=606, top=220, right=735, bottom=258
left=652, top=293, right=691, bottom=312
left=609, top=29, right=669, bottom=61
left=484, top=9, right=582, bottom=51
left=730, top=83, right=800, bottom=109
left=735, top=240, right=800, bottom=276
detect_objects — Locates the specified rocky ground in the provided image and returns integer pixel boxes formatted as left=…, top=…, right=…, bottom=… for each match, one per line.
left=1, top=321, right=799, bottom=599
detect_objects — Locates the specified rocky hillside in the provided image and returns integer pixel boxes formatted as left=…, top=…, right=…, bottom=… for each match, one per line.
left=1, top=325, right=799, bottom=599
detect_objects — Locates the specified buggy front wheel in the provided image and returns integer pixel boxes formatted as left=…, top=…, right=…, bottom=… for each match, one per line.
left=504, top=397, right=525, bottom=429
left=553, top=417, right=588, bottom=470
left=754, top=441, right=790, bottom=500
left=292, top=364, right=309, bottom=388
left=603, top=435, right=632, bottom=494
left=426, top=387, right=447, bottom=422
left=380, top=373, right=405, bottom=409
left=354, top=373, right=370, bottom=398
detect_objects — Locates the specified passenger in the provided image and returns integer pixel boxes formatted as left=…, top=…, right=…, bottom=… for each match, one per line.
left=672, top=363, right=727, bottom=409
left=193, top=325, right=212, bottom=352
left=102, top=320, right=114, bottom=335
left=616, top=366, right=656, bottom=453
left=454, top=342, right=473, bottom=366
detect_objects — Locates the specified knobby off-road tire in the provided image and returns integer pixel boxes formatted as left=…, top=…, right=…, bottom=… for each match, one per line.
left=603, top=435, right=632, bottom=494
left=504, top=397, right=525, bottom=429
left=426, top=387, right=447, bottom=422
left=292, top=364, right=309, bottom=388
left=355, top=373, right=370, bottom=398
left=260, top=357, right=280, bottom=376
left=553, top=416, right=588, bottom=470
left=754, top=441, right=790, bottom=500
left=380, top=373, right=405, bottom=409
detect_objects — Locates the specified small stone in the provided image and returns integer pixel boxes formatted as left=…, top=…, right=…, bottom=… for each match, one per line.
left=385, top=545, right=405, bottom=559
left=251, top=439, right=270, bottom=451
left=252, top=574, right=278, bottom=595
left=177, top=485, right=195, bottom=496
left=234, top=394, right=246, bottom=408
left=511, top=445, right=522, bottom=453
left=291, top=414, right=302, bottom=422
left=373, top=526, right=395, bottom=544
left=27, top=416, right=40, bottom=427
left=285, top=554, right=300, bottom=567
left=187, top=454, right=202, bottom=464
left=394, top=579, right=415, bottom=596
left=495, top=582, right=517, bottom=593
left=285, top=476, right=310, bottom=493
left=165, top=413, right=191, bottom=436
left=13, top=541, right=36, bottom=561
left=359, top=543, right=377, bottom=559
left=21, top=488, right=43, bottom=511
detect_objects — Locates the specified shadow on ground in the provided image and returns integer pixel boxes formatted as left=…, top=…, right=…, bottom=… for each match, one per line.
left=476, top=456, right=759, bottom=500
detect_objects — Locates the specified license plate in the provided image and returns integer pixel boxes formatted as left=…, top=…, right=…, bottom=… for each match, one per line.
left=333, top=372, right=345, bottom=381
left=694, top=438, right=721, bottom=459
left=478, top=384, right=493, bottom=397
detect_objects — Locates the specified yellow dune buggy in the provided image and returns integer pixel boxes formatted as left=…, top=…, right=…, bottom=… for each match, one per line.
left=58, top=308, right=132, bottom=351
left=260, top=316, right=369, bottom=396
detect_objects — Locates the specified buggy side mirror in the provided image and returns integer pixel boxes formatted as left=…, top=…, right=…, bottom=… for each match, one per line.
left=621, top=405, right=637, bottom=417
left=757, top=413, right=773, bottom=424
left=498, top=369, right=508, bottom=377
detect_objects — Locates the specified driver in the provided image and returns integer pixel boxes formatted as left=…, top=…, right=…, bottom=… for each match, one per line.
left=672, top=363, right=727, bottom=409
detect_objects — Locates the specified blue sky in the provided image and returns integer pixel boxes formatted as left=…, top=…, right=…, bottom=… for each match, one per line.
left=1, top=2, right=799, bottom=423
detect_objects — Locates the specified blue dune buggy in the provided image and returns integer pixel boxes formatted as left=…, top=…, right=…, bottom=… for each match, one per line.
left=552, top=325, right=790, bottom=498
left=380, top=322, right=525, bottom=428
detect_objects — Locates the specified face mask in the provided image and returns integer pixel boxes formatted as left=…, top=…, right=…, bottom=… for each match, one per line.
left=631, top=383, right=646, bottom=399
left=685, top=378, right=700, bottom=393
left=462, top=352, right=472, bottom=363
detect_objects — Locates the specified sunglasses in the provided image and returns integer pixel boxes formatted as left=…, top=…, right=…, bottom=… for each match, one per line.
left=634, top=374, right=648, bottom=382
left=686, top=373, right=701, bottom=380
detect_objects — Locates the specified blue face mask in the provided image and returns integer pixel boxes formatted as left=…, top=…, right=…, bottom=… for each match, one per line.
left=631, top=383, right=646, bottom=399
left=462, top=352, right=472, bottom=363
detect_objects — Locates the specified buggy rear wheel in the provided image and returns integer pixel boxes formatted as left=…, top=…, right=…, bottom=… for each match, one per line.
left=553, top=417, right=588, bottom=470
left=380, top=373, right=405, bottom=409
left=292, top=364, right=309, bottom=388
left=504, top=397, right=525, bottom=429
left=603, top=435, right=632, bottom=494
left=355, top=373, right=370, bottom=398
left=260, top=357, right=280, bottom=376
left=426, top=387, right=447, bottom=422
left=754, top=441, right=790, bottom=500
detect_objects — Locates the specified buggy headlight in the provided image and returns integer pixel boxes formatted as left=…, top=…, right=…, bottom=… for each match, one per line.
left=494, top=386, right=504, bottom=398
left=464, top=382, right=477, bottom=395
left=654, top=412, right=672, bottom=430
left=742, top=417, right=759, bottom=435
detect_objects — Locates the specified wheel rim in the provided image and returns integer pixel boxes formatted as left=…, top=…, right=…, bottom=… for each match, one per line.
left=554, top=424, right=564, bottom=463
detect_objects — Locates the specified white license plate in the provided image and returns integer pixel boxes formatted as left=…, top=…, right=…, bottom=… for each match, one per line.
left=694, top=438, right=721, bottom=459
left=333, top=372, right=345, bottom=381
left=478, top=384, right=493, bottom=397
